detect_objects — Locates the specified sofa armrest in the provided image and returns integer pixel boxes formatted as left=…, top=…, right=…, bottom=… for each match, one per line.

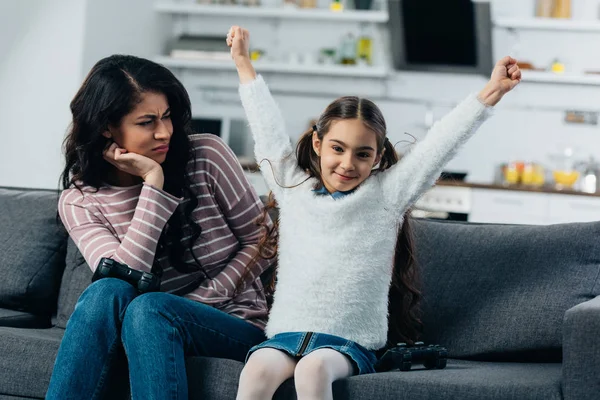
left=562, top=295, right=600, bottom=400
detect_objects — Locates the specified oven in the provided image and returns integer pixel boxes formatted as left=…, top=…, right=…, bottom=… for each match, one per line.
left=412, top=185, right=472, bottom=221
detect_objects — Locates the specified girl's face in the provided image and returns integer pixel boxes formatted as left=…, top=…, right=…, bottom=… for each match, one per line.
left=105, top=91, right=173, bottom=164
left=312, top=118, right=382, bottom=193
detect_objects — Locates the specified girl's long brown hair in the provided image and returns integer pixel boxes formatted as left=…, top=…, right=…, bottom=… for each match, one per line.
left=239, top=96, right=423, bottom=346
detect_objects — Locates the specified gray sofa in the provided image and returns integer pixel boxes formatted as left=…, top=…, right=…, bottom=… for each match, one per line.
left=0, top=185, right=599, bottom=400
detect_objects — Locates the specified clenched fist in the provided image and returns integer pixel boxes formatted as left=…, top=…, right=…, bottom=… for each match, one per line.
left=227, top=26, right=257, bottom=84
left=226, top=25, right=250, bottom=62
left=490, top=56, right=521, bottom=95
left=478, top=56, right=522, bottom=107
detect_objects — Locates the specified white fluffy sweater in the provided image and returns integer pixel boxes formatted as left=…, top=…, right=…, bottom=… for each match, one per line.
left=239, top=76, right=492, bottom=350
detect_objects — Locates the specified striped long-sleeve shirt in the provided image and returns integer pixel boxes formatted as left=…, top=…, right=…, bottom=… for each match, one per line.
left=58, top=134, right=272, bottom=329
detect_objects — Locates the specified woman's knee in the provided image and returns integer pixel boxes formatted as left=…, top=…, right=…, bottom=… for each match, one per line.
left=121, top=292, right=175, bottom=340
left=71, top=278, right=137, bottom=325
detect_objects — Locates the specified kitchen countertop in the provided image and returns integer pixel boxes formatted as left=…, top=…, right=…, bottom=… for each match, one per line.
left=436, top=180, right=600, bottom=198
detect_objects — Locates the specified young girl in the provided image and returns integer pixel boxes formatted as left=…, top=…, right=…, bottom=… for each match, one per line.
left=227, top=26, right=521, bottom=400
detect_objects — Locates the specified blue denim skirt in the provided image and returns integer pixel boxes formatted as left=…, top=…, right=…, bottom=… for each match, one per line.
left=246, top=332, right=377, bottom=375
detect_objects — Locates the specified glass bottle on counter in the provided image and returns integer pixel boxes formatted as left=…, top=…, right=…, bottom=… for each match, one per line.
left=356, top=24, right=373, bottom=66
left=339, top=33, right=357, bottom=65
left=576, top=157, right=600, bottom=193
left=551, top=146, right=579, bottom=190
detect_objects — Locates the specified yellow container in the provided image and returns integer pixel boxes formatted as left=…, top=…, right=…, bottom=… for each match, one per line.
left=330, top=0, right=343, bottom=11
left=553, top=170, right=579, bottom=187
left=504, top=163, right=520, bottom=184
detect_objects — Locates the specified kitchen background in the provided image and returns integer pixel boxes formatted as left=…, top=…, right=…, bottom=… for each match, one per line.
left=3, top=0, right=600, bottom=224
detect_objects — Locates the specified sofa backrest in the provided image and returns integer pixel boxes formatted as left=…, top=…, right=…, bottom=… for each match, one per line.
left=411, top=218, right=600, bottom=362
left=53, top=237, right=93, bottom=328
left=0, top=187, right=68, bottom=317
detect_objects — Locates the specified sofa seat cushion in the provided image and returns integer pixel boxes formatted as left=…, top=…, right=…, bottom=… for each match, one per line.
left=412, top=219, right=600, bottom=362
left=185, top=357, right=561, bottom=400
left=0, top=327, right=64, bottom=399
left=0, top=308, right=50, bottom=329
left=0, top=188, right=68, bottom=316
left=329, top=360, right=562, bottom=400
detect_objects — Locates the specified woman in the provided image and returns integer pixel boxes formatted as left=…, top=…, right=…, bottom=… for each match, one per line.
left=46, top=54, right=273, bottom=400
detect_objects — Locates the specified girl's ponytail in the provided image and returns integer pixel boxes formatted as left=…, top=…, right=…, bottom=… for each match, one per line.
left=379, top=138, right=399, bottom=170
left=296, top=127, right=321, bottom=178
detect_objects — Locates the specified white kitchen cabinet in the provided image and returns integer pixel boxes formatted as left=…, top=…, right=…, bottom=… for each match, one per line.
left=469, top=189, right=551, bottom=225
left=469, top=188, right=600, bottom=225
left=547, top=194, right=600, bottom=223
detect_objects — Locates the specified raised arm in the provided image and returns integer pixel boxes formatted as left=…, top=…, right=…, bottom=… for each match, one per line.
left=380, top=56, right=521, bottom=212
left=228, top=25, right=307, bottom=200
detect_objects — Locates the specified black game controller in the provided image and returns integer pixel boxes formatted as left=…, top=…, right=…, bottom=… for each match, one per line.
left=92, top=258, right=161, bottom=293
left=375, top=342, right=448, bottom=372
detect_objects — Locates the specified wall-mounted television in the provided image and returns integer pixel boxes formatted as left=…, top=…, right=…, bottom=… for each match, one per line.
left=388, top=0, right=493, bottom=75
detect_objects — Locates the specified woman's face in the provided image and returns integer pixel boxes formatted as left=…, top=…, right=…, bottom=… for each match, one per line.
left=107, top=91, right=173, bottom=164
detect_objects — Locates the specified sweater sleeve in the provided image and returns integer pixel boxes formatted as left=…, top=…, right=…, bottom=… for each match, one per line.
left=184, top=137, right=275, bottom=304
left=378, top=93, right=493, bottom=214
left=58, top=184, right=181, bottom=272
left=238, top=75, right=308, bottom=201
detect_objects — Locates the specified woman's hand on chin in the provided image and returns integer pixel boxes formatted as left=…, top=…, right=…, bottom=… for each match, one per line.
left=103, top=142, right=164, bottom=188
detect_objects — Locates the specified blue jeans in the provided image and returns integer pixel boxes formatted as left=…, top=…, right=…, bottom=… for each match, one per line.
left=46, top=278, right=266, bottom=400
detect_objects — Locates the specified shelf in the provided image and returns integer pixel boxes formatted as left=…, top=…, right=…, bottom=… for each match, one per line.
left=495, top=17, right=600, bottom=32
left=155, top=56, right=388, bottom=78
left=522, top=70, right=600, bottom=86
left=155, top=2, right=389, bottom=23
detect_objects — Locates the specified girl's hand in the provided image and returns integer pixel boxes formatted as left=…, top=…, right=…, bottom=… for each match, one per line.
left=227, top=26, right=250, bottom=62
left=478, top=56, right=522, bottom=107
left=226, top=25, right=257, bottom=84
left=490, top=56, right=521, bottom=94
left=103, top=142, right=164, bottom=188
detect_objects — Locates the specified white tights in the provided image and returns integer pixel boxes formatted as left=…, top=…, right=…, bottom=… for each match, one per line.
left=236, top=347, right=354, bottom=400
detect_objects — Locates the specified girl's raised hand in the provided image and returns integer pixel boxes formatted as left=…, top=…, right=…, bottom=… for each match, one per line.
left=490, top=56, right=522, bottom=94
left=227, top=26, right=251, bottom=62
left=227, top=26, right=257, bottom=83
left=478, top=56, right=522, bottom=106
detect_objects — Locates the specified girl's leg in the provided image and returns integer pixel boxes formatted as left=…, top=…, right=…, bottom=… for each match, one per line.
left=236, top=348, right=297, bottom=400
left=294, top=348, right=354, bottom=400
left=121, top=292, right=266, bottom=400
left=46, top=278, right=138, bottom=400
